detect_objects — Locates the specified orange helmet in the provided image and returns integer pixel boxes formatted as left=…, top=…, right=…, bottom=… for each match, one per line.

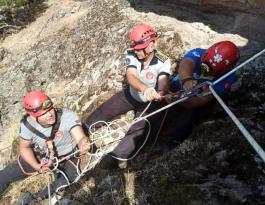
left=129, top=23, right=158, bottom=49
left=23, top=91, right=53, bottom=118
left=201, top=41, right=239, bottom=76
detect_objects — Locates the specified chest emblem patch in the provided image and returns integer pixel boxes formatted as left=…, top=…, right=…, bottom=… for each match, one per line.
left=146, top=71, right=154, bottom=80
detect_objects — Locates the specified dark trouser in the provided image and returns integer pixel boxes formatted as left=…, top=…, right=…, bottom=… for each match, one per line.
left=166, top=105, right=195, bottom=143
left=0, top=156, right=78, bottom=199
left=84, top=89, right=166, bottom=159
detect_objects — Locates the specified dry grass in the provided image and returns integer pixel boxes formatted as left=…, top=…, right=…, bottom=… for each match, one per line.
left=2, top=172, right=52, bottom=204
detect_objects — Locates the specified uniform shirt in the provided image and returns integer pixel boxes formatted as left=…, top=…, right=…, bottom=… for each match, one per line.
left=171, top=48, right=236, bottom=95
left=125, top=50, right=171, bottom=102
left=20, top=108, right=81, bottom=157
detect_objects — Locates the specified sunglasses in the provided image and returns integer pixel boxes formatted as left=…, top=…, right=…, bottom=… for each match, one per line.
left=131, top=33, right=158, bottom=47
left=25, top=99, right=53, bottom=113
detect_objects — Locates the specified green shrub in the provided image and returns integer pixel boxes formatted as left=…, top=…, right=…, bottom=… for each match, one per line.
left=0, top=0, right=28, bottom=8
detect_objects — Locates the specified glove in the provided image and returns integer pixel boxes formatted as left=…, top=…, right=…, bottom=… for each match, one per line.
left=143, top=87, right=160, bottom=101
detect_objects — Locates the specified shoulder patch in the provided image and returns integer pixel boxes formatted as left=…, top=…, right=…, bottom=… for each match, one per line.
left=155, top=51, right=168, bottom=63
left=125, top=58, right=131, bottom=65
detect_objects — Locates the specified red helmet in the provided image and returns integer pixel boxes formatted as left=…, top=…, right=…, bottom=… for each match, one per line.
left=201, top=41, right=239, bottom=75
left=129, top=23, right=158, bottom=49
left=23, top=91, right=53, bottom=118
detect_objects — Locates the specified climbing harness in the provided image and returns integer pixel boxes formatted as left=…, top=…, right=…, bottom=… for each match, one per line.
left=21, top=108, right=63, bottom=166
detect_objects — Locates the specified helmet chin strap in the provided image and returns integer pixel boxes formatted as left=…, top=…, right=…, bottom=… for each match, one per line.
left=141, top=47, right=153, bottom=61
left=135, top=41, right=155, bottom=61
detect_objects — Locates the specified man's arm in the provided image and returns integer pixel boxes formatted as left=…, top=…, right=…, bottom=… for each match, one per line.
left=19, top=138, right=41, bottom=171
left=157, top=74, right=170, bottom=96
left=71, top=126, right=91, bottom=155
left=126, top=67, right=160, bottom=101
left=179, top=58, right=198, bottom=91
left=126, top=67, right=147, bottom=92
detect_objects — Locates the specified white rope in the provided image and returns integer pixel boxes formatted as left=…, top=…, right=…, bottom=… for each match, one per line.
left=35, top=48, right=265, bottom=200
left=209, top=85, right=265, bottom=162
left=96, top=101, right=168, bottom=161
left=133, top=96, right=189, bottom=124
left=149, top=108, right=169, bottom=151
left=66, top=119, right=131, bottom=183
left=210, top=49, right=265, bottom=163
left=55, top=169, right=71, bottom=193
left=132, top=82, right=212, bottom=123
left=138, top=102, right=152, bottom=119
left=67, top=97, right=190, bottom=167
left=128, top=48, right=265, bottom=124
left=47, top=173, right=52, bottom=205
left=112, top=118, right=151, bottom=161
left=130, top=49, right=265, bottom=163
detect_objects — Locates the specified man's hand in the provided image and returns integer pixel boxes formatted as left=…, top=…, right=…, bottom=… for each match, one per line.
left=79, top=137, right=91, bottom=156
left=143, top=87, right=161, bottom=101
left=71, top=126, right=92, bottom=157
left=182, top=79, right=197, bottom=91
left=37, top=160, right=50, bottom=173
left=163, top=91, right=181, bottom=103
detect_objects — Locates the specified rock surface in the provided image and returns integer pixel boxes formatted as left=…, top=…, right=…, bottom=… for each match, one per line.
left=0, top=0, right=264, bottom=204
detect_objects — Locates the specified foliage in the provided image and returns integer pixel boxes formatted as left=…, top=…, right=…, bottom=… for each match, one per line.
left=0, top=0, right=28, bottom=8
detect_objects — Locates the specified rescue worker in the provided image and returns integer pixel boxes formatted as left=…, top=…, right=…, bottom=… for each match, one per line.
left=0, top=91, right=91, bottom=204
left=164, top=40, right=240, bottom=148
left=84, top=23, right=171, bottom=168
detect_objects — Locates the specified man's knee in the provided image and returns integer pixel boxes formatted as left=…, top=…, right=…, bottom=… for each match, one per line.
left=0, top=164, right=20, bottom=195
left=0, top=170, right=15, bottom=195
left=0, top=182, right=9, bottom=195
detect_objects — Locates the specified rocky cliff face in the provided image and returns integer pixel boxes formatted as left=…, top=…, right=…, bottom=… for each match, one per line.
left=177, top=0, right=265, bottom=15
left=0, top=0, right=264, bottom=204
